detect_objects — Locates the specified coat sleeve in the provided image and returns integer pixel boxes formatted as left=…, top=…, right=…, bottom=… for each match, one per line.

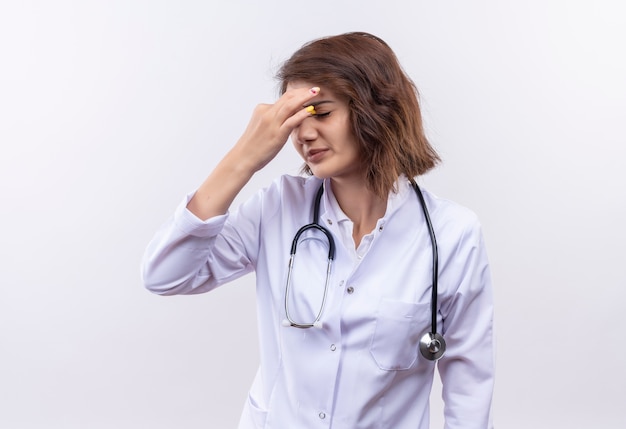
left=437, top=215, right=495, bottom=429
left=140, top=189, right=265, bottom=296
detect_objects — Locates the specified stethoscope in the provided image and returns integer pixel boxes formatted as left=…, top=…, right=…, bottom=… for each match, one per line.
left=282, top=180, right=446, bottom=361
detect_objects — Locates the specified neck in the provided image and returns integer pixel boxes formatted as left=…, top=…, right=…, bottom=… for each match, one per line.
left=330, top=177, right=387, bottom=247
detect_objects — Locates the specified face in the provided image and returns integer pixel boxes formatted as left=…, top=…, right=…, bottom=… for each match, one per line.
left=287, top=81, right=363, bottom=183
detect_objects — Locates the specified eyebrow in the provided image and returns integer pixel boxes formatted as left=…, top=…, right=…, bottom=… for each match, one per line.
left=304, top=100, right=335, bottom=108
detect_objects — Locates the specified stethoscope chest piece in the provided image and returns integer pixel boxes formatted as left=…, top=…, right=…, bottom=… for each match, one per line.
left=419, top=332, right=446, bottom=361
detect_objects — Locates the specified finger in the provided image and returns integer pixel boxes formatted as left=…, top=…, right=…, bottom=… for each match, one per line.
left=280, top=103, right=317, bottom=132
left=274, top=86, right=321, bottom=121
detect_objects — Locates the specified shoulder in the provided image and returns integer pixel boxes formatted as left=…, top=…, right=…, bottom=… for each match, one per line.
left=273, top=174, right=322, bottom=197
left=260, top=174, right=321, bottom=200
left=248, top=174, right=322, bottom=215
left=421, top=188, right=483, bottom=248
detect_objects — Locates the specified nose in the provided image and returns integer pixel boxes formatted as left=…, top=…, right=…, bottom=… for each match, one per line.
left=292, top=117, right=318, bottom=145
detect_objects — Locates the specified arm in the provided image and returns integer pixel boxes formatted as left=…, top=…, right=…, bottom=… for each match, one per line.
left=438, top=219, right=495, bottom=429
left=141, top=86, right=321, bottom=294
left=186, top=86, right=321, bottom=220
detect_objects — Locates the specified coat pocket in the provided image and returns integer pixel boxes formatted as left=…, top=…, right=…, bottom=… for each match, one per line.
left=240, top=392, right=268, bottom=429
left=369, top=299, right=430, bottom=370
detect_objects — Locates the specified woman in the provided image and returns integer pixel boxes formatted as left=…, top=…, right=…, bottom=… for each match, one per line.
left=142, top=32, right=495, bottom=428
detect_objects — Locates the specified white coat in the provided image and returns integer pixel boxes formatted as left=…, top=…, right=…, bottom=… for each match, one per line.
left=141, top=175, right=495, bottom=429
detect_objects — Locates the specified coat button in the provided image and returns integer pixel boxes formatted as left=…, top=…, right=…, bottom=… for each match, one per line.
left=319, top=412, right=326, bottom=419
left=330, top=344, right=337, bottom=351
left=347, top=286, right=354, bottom=294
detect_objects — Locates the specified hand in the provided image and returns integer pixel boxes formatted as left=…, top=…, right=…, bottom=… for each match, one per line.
left=233, top=86, right=320, bottom=173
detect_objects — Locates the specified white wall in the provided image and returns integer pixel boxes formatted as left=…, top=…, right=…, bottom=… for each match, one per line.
left=1, top=1, right=624, bottom=428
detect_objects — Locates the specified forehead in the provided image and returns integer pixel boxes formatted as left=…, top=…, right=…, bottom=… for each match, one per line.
left=286, top=80, right=339, bottom=97
left=285, top=80, right=315, bottom=91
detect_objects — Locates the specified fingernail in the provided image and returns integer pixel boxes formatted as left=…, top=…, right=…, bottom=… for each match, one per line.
left=305, top=105, right=317, bottom=115
left=310, top=87, right=320, bottom=95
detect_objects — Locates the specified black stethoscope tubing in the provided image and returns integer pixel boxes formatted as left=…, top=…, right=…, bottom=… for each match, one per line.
left=410, top=180, right=446, bottom=361
left=410, top=180, right=439, bottom=343
left=289, top=185, right=336, bottom=261
left=284, top=180, right=446, bottom=361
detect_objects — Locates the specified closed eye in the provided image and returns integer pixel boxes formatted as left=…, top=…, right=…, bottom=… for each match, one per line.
left=314, top=112, right=331, bottom=118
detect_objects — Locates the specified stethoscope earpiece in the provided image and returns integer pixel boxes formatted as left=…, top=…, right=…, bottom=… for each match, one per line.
left=419, top=332, right=446, bottom=361
left=281, top=319, right=324, bottom=330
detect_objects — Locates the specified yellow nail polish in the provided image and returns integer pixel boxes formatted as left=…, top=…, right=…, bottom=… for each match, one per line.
left=305, top=105, right=317, bottom=115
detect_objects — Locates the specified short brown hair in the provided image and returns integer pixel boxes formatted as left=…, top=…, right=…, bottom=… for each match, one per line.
left=277, top=32, right=440, bottom=198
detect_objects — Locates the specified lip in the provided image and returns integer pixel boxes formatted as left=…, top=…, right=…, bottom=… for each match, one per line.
left=306, top=148, right=329, bottom=163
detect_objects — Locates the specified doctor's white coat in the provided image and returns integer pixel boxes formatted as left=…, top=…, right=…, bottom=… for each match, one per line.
left=142, top=175, right=495, bottom=429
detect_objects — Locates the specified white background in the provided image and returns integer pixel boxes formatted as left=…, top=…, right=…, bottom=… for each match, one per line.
left=1, top=1, right=625, bottom=428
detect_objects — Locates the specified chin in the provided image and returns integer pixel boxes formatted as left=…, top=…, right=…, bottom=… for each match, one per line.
left=308, top=167, right=332, bottom=180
